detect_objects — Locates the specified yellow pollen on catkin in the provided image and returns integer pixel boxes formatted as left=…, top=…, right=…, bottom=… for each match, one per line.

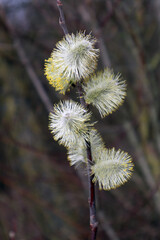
left=45, top=58, right=70, bottom=94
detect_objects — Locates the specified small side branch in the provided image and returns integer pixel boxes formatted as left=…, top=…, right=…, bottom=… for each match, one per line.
left=57, top=0, right=68, bottom=35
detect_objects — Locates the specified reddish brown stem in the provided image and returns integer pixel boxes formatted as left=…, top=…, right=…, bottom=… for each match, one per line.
left=77, top=84, right=98, bottom=239
left=86, top=142, right=98, bottom=240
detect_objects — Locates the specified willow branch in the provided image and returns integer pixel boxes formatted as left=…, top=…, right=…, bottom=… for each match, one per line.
left=56, top=1, right=98, bottom=239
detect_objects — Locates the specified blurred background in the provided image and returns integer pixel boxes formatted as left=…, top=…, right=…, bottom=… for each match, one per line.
left=0, top=0, right=160, bottom=239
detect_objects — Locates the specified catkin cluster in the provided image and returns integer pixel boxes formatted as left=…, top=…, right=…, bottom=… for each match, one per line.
left=45, top=32, right=133, bottom=190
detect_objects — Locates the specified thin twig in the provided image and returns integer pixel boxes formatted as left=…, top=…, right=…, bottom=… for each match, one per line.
left=56, top=1, right=98, bottom=239
left=57, top=0, right=68, bottom=35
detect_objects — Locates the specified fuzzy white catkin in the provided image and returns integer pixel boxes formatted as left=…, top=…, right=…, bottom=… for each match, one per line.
left=49, top=100, right=93, bottom=148
left=91, top=148, right=133, bottom=190
left=67, top=128, right=105, bottom=166
left=45, top=32, right=99, bottom=94
left=83, top=68, right=126, bottom=117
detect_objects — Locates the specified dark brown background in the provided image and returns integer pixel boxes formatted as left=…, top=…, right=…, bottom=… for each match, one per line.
left=0, top=0, right=160, bottom=239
